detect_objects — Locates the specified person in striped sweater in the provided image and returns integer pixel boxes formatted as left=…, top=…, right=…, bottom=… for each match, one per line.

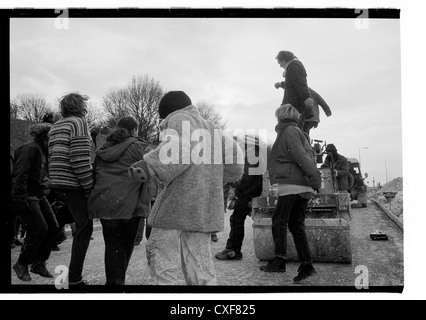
left=48, top=92, right=94, bottom=286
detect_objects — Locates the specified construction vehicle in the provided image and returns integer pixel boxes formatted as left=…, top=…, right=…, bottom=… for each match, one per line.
left=347, top=158, right=368, bottom=208
left=251, top=139, right=352, bottom=263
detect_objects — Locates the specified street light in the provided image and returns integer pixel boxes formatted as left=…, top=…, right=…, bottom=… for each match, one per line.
left=359, top=147, right=368, bottom=169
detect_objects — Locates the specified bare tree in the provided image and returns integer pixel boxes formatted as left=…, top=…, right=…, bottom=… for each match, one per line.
left=13, top=93, right=53, bottom=122
left=102, top=74, right=164, bottom=143
left=10, top=99, right=19, bottom=119
left=86, top=100, right=107, bottom=132
left=196, top=101, right=227, bottom=130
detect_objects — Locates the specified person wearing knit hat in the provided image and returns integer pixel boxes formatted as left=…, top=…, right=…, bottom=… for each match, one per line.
left=128, top=90, right=244, bottom=285
left=12, top=122, right=59, bottom=282
left=158, top=91, right=192, bottom=120
left=261, top=103, right=321, bottom=283
left=321, top=143, right=351, bottom=192
left=88, top=116, right=152, bottom=286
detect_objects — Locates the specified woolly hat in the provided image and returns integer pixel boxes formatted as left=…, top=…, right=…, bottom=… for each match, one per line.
left=117, top=116, right=139, bottom=132
left=325, top=144, right=337, bottom=153
left=158, top=91, right=192, bottom=120
left=275, top=103, right=300, bottom=121
left=29, top=122, right=52, bottom=138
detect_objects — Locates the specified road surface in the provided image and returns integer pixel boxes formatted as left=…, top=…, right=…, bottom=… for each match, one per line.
left=11, top=200, right=403, bottom=290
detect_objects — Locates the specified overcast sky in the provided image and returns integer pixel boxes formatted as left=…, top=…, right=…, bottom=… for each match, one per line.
left=10, top=16, right=402, bottom=185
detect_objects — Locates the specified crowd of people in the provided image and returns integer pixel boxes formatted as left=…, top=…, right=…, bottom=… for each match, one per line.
left=10, top=50, right=348, bottom=286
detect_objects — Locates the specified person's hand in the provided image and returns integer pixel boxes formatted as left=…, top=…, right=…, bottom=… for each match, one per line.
left=304, top=97, right=315, bottom=108
left=326, top=111, right=332, bottom=117
left=274, top=82, right=282, bottom=89
left=128, top=166, right=148, bottom=182
left=334, top=169, right=338, bottom=177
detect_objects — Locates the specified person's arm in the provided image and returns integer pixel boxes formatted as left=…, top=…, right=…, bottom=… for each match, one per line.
left=284, top=127, right=321, bottom=189
left=11, top=146, right=35, bottom=199
left=70, top=119, right=93, bottom=197
left=310, top=88, right=332, bottom=117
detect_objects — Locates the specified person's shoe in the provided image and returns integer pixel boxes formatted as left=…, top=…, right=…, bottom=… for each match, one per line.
left=13, top=261, right=32, bottom=282
left=52, top=245, right=61, bottom=252
left=259, top=259, right=276, bottom=271
left=293, top=264, right=317, bottom=283
left=211, top=233, right=218, bottom=242
left=30, top=261, right=53, bottom=278
left=14, top=238, right=23, bottom=246
left=215, top=249, right=243, bottom=260
left=260, top=257, right=286, bottom=273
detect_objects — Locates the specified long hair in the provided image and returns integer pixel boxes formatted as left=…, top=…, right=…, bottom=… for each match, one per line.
left=59, top=92, right=89, bottom=118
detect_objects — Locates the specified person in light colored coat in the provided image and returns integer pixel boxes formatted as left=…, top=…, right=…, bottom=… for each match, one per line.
left=129, top=91, right=243, bottom=285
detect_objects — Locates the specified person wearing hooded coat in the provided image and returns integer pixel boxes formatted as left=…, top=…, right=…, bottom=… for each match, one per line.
left=261, top=104, right=321, bottom=283
left=88, top=116, right=152, bottom=286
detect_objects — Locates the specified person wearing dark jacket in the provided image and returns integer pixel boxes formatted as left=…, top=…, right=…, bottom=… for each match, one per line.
left=274, top=50, right=315, bottom=132
left=321, top=144, right=350, bottom=192
left=303, top=88, right=332, bottom=136
left=215, top=135, right=263, bottom=261
left=88, top=117, right=151, bottom=286
left=12, top=123, right=59, bottom=282
left=261, top=104, right=321, bottom=283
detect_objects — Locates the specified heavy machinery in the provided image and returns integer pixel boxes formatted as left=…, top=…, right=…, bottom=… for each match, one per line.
left=251, top=140, right=352, bottom=263
left=348, top=158, right=368, bottom=208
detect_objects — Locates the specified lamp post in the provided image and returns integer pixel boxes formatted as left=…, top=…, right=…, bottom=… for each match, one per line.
left=359, top=147, right=368, bottom=169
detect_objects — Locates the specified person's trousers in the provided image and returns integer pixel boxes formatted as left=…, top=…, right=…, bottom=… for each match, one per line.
left=225, top=197, right=251, bottom=254
left=101, top=217, right=141, bottom=286
left=54, top=189, right=93, bottom=283
left=146, top=227, right=217, bottom=285
left=272, top=194, right=312, bottom=264
left=17, top=196, right=59, bottom=265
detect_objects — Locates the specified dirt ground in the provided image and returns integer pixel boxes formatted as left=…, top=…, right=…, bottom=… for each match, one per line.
left=10, top=199, right=403, bottom=292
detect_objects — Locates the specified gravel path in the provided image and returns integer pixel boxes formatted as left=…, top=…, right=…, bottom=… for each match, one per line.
left=11, top=200, right=403, bottom=291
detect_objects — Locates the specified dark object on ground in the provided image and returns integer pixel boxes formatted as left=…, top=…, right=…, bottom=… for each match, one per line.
left=211, top=233, right=218, bottom=242
left=370, top=231, right=389, bottom=241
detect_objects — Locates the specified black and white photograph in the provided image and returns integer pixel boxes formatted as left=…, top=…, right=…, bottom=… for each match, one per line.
left=2, top=1, right=426, bottom=302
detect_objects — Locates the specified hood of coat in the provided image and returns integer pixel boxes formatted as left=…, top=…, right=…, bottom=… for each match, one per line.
left=275, top=120, right=298, bottom=133
left=96, top=135, right=139, bottom=162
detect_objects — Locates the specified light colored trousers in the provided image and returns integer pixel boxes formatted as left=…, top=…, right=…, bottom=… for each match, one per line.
left=146, top=227, right=217, bottom=285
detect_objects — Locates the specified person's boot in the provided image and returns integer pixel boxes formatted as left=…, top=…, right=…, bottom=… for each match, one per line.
left=215, top=249, right=242, bottom=260
left=259, top=258, right=276, bottom=271
left=13, top=261, right=32, bottom=282
left=293, top=264, right=317, bottom=283
left=30, top=260, right=53, bottom=278
left=260, top=257, right=286, bottom=273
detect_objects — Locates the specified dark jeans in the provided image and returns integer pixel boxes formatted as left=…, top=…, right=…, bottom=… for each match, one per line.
left=272, top=194, right=312, bottom=264
left=225, top=197, right=252, bottom=254
left=16, top=196, right=59, bottom=265
left=101, top=217, right=142, bottom=285
left=55, top=189, right=93, bottom=283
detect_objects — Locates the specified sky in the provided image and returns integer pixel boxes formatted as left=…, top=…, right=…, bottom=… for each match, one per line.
left=10, top=15, right=402, bottom=186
